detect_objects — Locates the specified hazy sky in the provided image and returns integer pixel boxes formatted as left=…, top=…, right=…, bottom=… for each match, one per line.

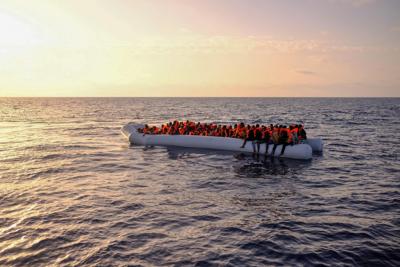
left=0, top=0, right=399, bottom=96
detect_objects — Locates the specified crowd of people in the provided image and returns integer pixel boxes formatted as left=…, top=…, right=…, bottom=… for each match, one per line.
left=138, top=120, right=307, bottom=156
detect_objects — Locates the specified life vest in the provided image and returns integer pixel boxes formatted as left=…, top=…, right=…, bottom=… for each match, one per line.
left=278, top=128, right=289, bottom=143
left=286, top=128, right=293, bottom=143
left=272, top=131, right=279, bottom=143
left=247, top=128, right=255, bottom=140
left=236, top=127, right=242, bottom=137
left=254, top=128, right=262, bottom=140
left=263, top=129, right=271, bottom=141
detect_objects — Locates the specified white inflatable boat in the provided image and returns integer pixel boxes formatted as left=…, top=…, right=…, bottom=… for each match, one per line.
left=121, top=123, right=323, bottom=160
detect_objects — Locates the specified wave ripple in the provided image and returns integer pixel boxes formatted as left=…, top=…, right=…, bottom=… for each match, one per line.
left=0, top=97, right=399, bottom=266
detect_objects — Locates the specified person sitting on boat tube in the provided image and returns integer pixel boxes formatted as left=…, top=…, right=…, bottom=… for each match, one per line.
left=290, top=125, right=298, bottom=144
left=271, top=125, right=281, bottom=156
left=256, top=125, right=272, bottom=154
left=271, top=125, right=292, bottom=156
left=298, top=124, right=307, bottom=142
left=139, top=124, right=149, bottom=135
left=254, top=124, right=263, bottom=154
left=240, top=125, right=256, bottom=153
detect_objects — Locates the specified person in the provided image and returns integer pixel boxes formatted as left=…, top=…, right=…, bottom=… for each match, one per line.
left=142, top=124, right=150, bottom=135
left=279, top=126, right=292, bottom=156
left=254, top=124, right=263, bottom=154
left=290, top=125, right=298, bottom=144
left=298, top=124, right=307, bottom=142
left=236, top=122, right=245, bottom=138
left=240, top=125, right=256, bottom=153
left=271, top=125, right=280, bottom=156
left=262, top=126, right=272, bottom=156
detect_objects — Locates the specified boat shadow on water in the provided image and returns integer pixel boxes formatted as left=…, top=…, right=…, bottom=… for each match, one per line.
left=139, top=145, right=313, bottom=178
left=233, top=153, right=312, bottom=177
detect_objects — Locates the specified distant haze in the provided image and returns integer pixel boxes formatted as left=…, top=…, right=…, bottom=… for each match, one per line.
left=0, top=0, right=399, bottom=97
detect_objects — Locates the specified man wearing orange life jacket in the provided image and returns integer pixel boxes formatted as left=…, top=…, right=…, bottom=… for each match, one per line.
left=142, top=124, right=150, bottom=135
left=253, top=124, right=263, bottom=154
left=233, top=126, right=237, bottom=137
left=271, top=125, right=281, bottom=156
left=286, top=127, right=293, bottom=144
left=235, top=122, right=244, bottom=138
left=278, top=126, right=293, bottom=156
left=152, top=126, right=160, bottom=134
left=168, top=125, right=175, bottom=135
left=257, top=126, right=272, bottom=156
left=240, top=125, right=256, bottom=154
left=290, top=125, right=298, bottom=144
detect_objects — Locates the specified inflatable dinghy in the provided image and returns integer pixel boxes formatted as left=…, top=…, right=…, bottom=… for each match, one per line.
left=122, top=123, right=322, bottom=160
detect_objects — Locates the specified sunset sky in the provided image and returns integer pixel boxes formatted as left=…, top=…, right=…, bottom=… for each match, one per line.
left=0, top=0, right=399, bottom=97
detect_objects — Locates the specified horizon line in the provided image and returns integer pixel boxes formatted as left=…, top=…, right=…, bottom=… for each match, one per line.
left=0, top=96, right=399, bottom=98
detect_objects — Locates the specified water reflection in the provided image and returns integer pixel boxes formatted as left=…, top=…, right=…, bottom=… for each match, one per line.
left=2, top=98, right=399, bottom=266
left=235, top=154, right=312, bottom=177
left=165, top=146, right=238, bottom=160
left=163, top=146, right=312, bottom=178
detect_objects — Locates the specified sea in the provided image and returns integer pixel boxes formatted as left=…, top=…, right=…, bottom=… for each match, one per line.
left=0, top=97, right=399, bottom=266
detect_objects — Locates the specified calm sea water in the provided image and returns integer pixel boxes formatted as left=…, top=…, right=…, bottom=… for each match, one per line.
left=0, top=97, right=399, bottom=266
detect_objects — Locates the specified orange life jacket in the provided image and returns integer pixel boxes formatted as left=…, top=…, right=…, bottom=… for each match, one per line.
left=286, top=128, right=293, bottom=143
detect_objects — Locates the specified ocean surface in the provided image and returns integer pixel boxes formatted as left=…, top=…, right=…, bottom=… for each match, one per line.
left=0, top=97, right=399, bottom=266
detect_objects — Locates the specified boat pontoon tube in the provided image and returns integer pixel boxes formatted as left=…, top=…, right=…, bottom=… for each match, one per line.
left=305, top=138, right=323, bottom=153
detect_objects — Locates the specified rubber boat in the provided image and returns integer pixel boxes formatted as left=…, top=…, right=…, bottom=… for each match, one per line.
left=121, top=123, right=323, bottom=160
left=122, top=123, right=323, bottom=160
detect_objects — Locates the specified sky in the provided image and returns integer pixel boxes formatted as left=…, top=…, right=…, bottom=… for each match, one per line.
left=0, top=0, right=399, bottom=97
